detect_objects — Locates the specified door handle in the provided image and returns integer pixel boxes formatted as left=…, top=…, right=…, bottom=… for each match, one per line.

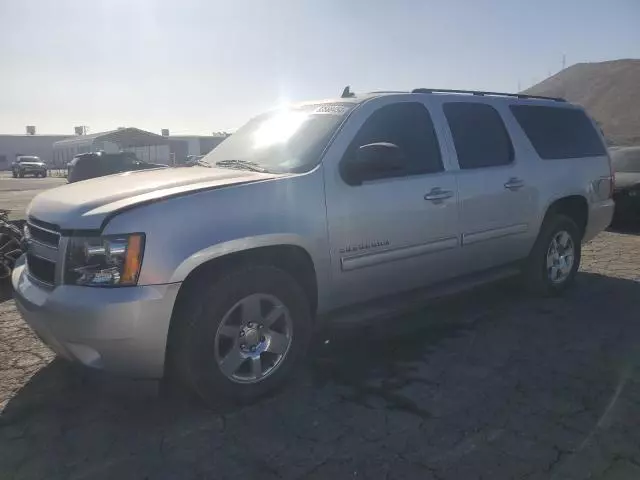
left=424, top=188, right=454, bottom=202
left=504, top=177, right=525, bottom=191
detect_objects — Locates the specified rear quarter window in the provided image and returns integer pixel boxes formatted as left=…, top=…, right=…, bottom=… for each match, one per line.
left=510, top=105, right=606, bottom=159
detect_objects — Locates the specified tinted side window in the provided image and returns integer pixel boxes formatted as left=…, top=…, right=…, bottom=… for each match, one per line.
left=444, top=102, right=514, bottom=169
left=345, top=102, right=443, bottom=179
left=510, top=105, right=606, bottom=159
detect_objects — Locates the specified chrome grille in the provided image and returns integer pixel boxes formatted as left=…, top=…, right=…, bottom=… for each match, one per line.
left=26, top=220, right=60, bottom=248
left=25, top=218, right=60, bottom=285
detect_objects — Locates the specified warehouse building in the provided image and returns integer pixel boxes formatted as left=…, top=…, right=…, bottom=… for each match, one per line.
left=53, top=128, right=173, bottom=168
left=1, top=128, right=229, bottom=170
left=0, top=134, right=71, bottom=170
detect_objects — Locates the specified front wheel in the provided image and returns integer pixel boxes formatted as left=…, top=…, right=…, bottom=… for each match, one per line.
left=169, top=266, right=312, bottom=407
left=522, top=214, right=581, bottom=295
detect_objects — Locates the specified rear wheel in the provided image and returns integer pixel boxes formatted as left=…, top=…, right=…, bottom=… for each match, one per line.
left=169, top=265, right=312, bottom=408
left=11, top=170, right=17, bottom=178
left=522, top=214, right=581, bottom=295
left=18, top=171, right=24, bottom=178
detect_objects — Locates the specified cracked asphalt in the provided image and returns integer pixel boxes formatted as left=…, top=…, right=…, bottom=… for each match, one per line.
left=2, top=231, right=640, bottom=479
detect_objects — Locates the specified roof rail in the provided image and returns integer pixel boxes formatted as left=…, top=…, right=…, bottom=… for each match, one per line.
left=411, top=88, right=565, bottom=102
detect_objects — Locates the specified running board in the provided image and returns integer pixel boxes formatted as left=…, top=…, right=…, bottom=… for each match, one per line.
left=319, top=264, right=521, bottom=327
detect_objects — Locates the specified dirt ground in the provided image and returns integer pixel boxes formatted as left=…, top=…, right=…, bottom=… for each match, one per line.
left=2, top=230, right=640, bottom=479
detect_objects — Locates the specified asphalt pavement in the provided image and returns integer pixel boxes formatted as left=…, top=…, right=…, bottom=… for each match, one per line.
left=2, top=232, right=640, bottom=479
left=0, top=171, right=67, bottom=220
left=2, top=173, right=640, bottom=479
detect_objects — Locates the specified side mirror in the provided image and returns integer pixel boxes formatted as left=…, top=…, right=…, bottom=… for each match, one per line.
left=343, top=142, right=405, bottom=185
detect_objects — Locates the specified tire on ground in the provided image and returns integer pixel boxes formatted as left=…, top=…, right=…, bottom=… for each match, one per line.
left=168, top=265, right=312, bottom=408
left=522, top=213, right=581, bottom=296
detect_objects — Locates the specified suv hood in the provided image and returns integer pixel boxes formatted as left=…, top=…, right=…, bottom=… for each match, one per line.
left=28, top=166, right=282, bottom=230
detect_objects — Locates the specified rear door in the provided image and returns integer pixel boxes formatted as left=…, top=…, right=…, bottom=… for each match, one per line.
left=323, top=96, right=461, bottom=308
left=436, top=99, right=537, bottom=273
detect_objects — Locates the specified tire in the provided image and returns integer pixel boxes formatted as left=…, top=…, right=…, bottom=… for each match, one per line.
left=43, top=170, right=48, bottom=177
left=18, top=171, right=24, bottom=178
left=169, top=265, right=312, bottom=408
left=12, top=171, right=17, bottom=178
left=0, top=221, right=23, bottom=281
left=522, top=214, right=581, bottom=296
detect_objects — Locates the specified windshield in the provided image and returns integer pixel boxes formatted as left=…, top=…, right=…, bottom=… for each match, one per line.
left=18, top=157, right=40, bottom=163
left=612, top=147, right=640, bottom=173
left=200, top=103, right=354, bottom=173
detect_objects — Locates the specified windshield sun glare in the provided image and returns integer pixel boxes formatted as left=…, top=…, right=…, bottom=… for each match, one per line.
left=252, top=110, right=311, bottom=149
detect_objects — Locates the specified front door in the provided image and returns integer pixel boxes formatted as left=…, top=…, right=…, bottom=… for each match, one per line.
left=323, top=98, right=461, bottom=308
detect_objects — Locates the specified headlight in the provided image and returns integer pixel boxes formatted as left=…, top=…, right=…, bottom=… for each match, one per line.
left=65, top=234, right=145, bottom=286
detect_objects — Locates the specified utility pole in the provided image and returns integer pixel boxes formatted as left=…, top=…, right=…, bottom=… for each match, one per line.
left=517, top=79, right=521, bottom=92
left=562, top=54, right=566, bottom=70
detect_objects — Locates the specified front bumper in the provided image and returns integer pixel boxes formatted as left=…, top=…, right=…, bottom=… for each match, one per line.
left=11, top=256, right=181, bottom=378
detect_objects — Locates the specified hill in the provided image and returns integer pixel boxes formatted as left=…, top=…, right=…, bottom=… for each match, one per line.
left=524, top=59, right=640, bottom=146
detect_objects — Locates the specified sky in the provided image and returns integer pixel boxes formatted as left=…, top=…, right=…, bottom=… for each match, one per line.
left=0, top=0, right=638, bottom=135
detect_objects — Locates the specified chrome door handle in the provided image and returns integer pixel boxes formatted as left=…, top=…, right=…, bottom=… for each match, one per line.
left=504, top=177, right=525, bottom=190
left=424, top=188, right=454, bottom=202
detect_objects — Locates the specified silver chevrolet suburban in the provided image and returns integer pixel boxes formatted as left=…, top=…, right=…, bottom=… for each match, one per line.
left=12, top=88, right=614, bottom=406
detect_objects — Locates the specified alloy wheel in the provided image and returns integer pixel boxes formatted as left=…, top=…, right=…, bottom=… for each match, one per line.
left=214, top=293, right=293, bottom=384
left=546, top=230, right=575, bottom=284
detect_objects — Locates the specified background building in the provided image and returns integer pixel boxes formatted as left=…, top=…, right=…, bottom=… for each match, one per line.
left=1, top=128, right=230, bottom=170
left=53, top=128, right=172, bottom=167
left=0, top=134, right=71, bottom=170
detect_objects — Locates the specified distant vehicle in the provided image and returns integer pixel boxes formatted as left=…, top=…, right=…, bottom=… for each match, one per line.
left=13, top=88, right=614, bottom=407
left=611, top=146, right=640, bottom=222
left=183, top=155, right=205, bottom=167
left=12, top=156, right=47, bottom=178
left=67, top=151, right=168, bottom=183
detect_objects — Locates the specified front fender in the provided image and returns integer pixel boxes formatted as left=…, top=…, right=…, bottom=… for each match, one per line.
left=169, top=233, right=316, bottom=283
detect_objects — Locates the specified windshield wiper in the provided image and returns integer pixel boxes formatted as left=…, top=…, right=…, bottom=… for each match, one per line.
left=214, top=159, right=269, bottom=173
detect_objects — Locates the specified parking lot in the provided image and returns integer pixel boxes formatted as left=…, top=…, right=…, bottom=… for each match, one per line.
left=0, top=172, right=67, bottom=220
left=2, top=180, right=640, bottom=479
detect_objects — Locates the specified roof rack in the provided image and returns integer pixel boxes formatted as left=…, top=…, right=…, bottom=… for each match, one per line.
left=411, top=88, right=565, bottom=102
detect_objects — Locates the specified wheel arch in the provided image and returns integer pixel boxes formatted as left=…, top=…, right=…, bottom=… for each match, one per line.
left=170, top=238, right=319, bottom=317
left=540, top=195, right=588, bottom=240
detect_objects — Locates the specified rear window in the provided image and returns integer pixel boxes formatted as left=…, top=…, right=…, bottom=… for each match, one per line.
left=510, top=105, right=606, bottom=159
left=444, top=102, right=513, bottom=169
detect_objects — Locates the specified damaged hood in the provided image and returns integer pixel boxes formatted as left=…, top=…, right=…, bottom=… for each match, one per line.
left=27, top=166, right=282, bottom=230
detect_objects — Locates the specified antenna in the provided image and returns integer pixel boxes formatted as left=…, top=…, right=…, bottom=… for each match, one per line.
left=562, top=54, right=566, bottom=70
left=341, top=86, right=355, bottom=98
